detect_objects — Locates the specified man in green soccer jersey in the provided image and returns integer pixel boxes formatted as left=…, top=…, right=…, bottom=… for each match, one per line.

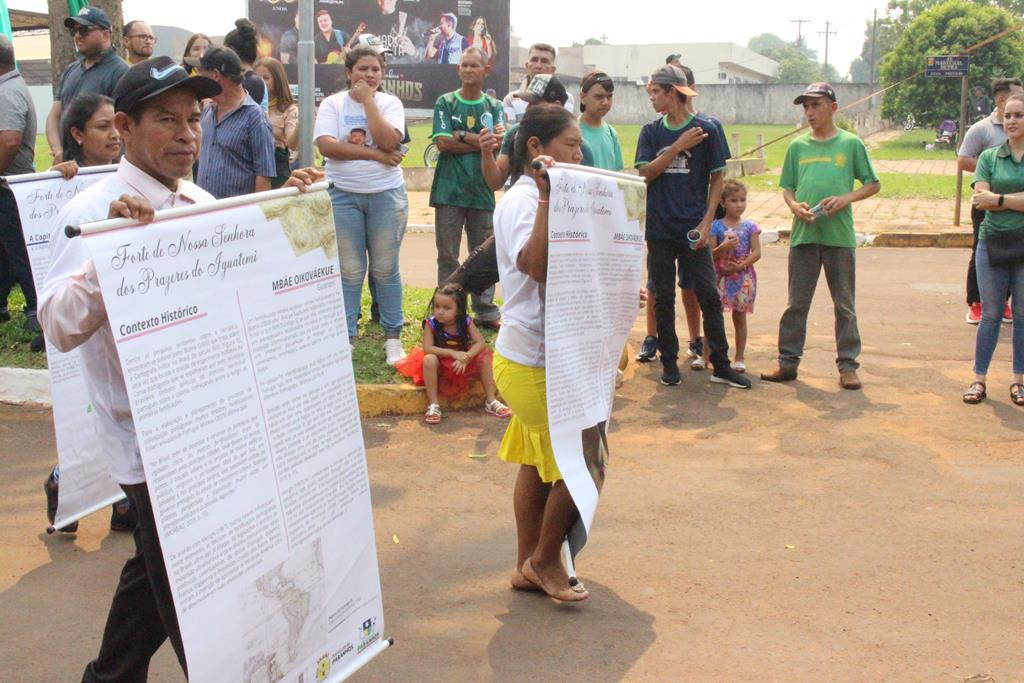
left=761, top=83, right=880, bottom=389
left=430, top=46, right=505, bottom=328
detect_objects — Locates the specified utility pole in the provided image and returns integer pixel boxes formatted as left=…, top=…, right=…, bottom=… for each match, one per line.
left=819, top=20, right=837, bottom=73
left=868, top=9, right=878, bottom=85
left=791, top=18, right=811, bottom=48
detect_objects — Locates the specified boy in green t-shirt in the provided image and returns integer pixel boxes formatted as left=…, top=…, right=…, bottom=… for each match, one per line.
left=430, top=47, right=505, bottom=327
left=761, top=83, right=880, bottom=390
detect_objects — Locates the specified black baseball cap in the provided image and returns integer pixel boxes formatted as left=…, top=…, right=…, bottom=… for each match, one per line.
left=665, top=53, right=682, bottom=64
left=515, top=74, right=568, bottom=105
left=113, top=56, right=221, bottom=115
left=794, top=82, right=837, bottom=104
left=63, top=6, right=112, bottom=30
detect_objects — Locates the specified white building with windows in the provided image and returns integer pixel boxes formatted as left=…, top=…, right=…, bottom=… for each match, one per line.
left=580, top=42, right=778, bottom=84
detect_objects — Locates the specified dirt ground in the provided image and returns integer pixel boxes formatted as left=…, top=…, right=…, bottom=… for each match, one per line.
left=2, top=247, right=1023, bottom=681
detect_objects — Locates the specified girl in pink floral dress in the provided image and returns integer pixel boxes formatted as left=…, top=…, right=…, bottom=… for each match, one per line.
left=709, top=179, right=761, bottom=372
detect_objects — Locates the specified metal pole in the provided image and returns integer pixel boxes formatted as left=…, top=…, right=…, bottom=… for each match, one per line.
left=869, top=9, right=878, bottom=90
left=955, top=74, right=968, bottom=226
left=297, top=0, right=315, bottom=168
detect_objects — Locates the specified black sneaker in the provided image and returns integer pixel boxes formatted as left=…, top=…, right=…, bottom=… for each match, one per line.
left=687, top=336, right=704, bottom=359
left=110, top=499, right=138, bottom=532
left=660, top=362, right=682, bottom=386
left=636, top=335, right=658, bottom=362
left=24, top=312, right=41, bottom=333
left=711, top=366, right=752, bottom=389
left=44, top=470, right=78, bottom=533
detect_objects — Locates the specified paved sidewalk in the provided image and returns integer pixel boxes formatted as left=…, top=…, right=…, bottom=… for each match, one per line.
left=408, top=190, right=965, bottom=233
left=874, top=159, right=958, bottom=176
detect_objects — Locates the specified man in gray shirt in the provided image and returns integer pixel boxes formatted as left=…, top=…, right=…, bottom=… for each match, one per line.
left=0, top=35, right=39, bottom=329
left=45, top=6, right=129, bottom=163
left=957, top=77, right=1022, bottom=324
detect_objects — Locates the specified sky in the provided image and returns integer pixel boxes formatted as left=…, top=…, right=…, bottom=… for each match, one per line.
left=13, top=0, right=890, bottom=77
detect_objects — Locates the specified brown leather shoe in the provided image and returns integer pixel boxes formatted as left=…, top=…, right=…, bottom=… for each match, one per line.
left=839, top=369, right=861, bottom=390
left=760, top=365, right=797, bottom=382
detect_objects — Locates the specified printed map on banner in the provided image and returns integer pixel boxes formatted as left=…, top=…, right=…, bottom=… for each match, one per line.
left=241, top=538, right=326, bottom=683
left=544, top=166, right=646, bottom=559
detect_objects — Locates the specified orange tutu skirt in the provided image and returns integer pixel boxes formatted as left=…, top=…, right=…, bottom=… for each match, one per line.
left=394, top=347, right=492, bottom=399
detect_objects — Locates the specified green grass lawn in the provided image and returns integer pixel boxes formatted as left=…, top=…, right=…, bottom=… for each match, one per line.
left=1, top=283, right=495, bottom=385
left=744, top=171, right=971, bottom=200
left=870, top=128, right=960, bottom=161
left=36, top=121, right=802, bottom=172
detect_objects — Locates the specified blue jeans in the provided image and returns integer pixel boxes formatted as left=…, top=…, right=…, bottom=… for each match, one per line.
left=329, top=185, right=408, bottom=339
left=973, top=239, right=1024, bottom=375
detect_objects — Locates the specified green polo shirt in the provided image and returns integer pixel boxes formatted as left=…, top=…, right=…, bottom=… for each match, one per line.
left=974, top=142, right=1024, bottom=239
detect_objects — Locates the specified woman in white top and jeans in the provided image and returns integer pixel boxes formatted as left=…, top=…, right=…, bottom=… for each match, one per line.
left=315, top=46, right=409, bottom=365
left=484, top=104, right=594, bottom=603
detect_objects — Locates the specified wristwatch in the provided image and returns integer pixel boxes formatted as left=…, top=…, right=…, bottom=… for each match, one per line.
left=999, top=194, right=1005, bottom=207
left=458, top=130, right=466, bottom=143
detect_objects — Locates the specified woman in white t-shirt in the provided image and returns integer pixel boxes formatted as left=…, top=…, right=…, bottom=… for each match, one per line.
left=314, top=46, right=409, bottom=365
left=482, top=104, right=594, bottom=603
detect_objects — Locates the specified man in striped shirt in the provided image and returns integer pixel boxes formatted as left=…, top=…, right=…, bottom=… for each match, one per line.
left=193, top=47, right=275, bottom=199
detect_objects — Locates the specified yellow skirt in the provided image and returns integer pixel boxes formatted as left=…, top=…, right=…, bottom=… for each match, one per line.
left=492, top=353, right=562, bottom=483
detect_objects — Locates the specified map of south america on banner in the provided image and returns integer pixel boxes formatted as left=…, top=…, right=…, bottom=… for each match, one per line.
left=80, top=187, right=387, bottom=682
left=544, top=166, right=646, bottom=560
left=7, top=166, right=124, bottom=531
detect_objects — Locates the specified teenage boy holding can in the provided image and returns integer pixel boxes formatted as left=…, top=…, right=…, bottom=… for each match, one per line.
left=636, top=65, right=749, bottom=389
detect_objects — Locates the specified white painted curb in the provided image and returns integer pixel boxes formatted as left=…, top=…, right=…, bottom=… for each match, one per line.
left=0, top=367, right=52, bottom=406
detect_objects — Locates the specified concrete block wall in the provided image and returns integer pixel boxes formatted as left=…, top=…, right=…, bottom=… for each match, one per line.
left=602, top=82, right=882, bottom=128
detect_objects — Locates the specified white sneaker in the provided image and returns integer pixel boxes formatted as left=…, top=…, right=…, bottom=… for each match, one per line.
left=690, top=356, right=706, bottom=371
left=384, top=338, right=405, bottom=366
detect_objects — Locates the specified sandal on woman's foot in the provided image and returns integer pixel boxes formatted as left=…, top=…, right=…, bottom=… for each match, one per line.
left=521, top=559, right=589, bottom=603
left=962, top=381, right=986, bottom=404
left=485, top=399, right=512, bottom=418
left=424, top=403, right=442, bottom=424
left=1011, top=383, right=1024, bottom=406
left=510, top=568, right=542, bottom=592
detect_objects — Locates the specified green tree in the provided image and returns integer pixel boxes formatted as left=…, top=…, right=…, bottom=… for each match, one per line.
left=748, top=33, right=833, bottom=83
left=880, top=0, right=1024, bottom=123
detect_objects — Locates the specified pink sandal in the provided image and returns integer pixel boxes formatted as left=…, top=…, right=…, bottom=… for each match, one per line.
left=424, top=403, right=442, bottom=424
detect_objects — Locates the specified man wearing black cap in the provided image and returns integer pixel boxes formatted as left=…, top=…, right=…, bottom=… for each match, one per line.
left=194, top=47, right=277, bottom=199
left=45, top=6, right=130, bottom=163
left=761, top=83, right=879, bottom=390
left=37, top=56, right=322, bottom=680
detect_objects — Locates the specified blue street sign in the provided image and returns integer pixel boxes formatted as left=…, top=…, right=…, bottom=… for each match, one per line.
left=925, top=55, right=970, bottom=78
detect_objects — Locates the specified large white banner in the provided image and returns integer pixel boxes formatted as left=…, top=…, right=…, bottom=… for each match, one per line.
left=79, top=186, right=387, bottom=682
left=6, top=166, right=124, bottom=531
left=544, top=165, right=646, bottom=560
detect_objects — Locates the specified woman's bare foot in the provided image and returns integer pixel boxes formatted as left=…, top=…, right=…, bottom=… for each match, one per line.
left=521, top=558, right=588, bottom=602
left=510, top=567, right=542, bottom=592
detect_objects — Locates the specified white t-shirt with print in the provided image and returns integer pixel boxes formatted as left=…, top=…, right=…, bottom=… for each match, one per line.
left=313, top=90, right=406, bottom=193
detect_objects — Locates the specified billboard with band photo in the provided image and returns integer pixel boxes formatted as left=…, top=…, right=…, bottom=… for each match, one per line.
left=248, top=0, right=511, bottom=110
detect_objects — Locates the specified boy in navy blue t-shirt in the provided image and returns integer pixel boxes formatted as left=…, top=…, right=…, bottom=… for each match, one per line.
left=636, top=65, right=749, bottom=389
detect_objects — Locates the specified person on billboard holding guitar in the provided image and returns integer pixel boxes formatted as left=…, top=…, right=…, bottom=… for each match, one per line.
left=314, top=9, right=351, bottom=64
